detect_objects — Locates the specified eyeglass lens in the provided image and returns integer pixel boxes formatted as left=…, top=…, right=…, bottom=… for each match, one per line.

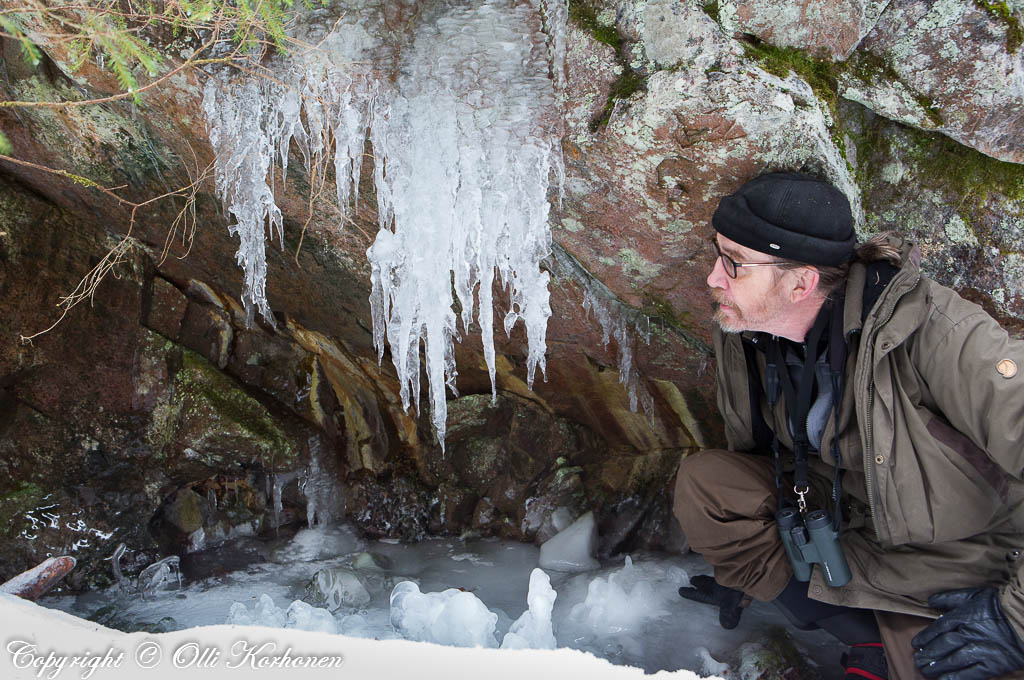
left=710, top=239, right=737, bottom=278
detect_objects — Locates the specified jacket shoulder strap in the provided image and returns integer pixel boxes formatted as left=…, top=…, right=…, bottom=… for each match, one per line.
left=741, top=336, right=773, bottom=453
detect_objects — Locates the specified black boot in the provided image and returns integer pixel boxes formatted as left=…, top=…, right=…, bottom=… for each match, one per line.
left=678, top=574, right=750, bottom=630
left=841, top=642, right=888, bottom=680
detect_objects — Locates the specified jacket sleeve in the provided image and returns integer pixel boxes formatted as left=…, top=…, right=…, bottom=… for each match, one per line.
left=912, top=292, right=1024, bottom=481
left=909, top=285, right=1024, bottom=639
left=712, top=328, right=757, bottom=452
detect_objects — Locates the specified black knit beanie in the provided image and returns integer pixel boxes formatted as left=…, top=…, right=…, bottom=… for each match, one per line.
left=712, top=172, right=855, bottom=266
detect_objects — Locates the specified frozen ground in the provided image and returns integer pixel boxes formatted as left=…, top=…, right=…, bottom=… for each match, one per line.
left=40, top=526, right=845, bottom=678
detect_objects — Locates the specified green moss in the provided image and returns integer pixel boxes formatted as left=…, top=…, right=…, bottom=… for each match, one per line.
left=568, top=0, right=648, bottom=132
left=974, top=1, right=1023, bottom=54
left=177, top=350, right=297, bottom=467
left=568, top=0, right=621, bottom=49
left=642, top=297, right=713, bottom=356
left=739, top=628, right=819, bottom=678
left=740, top=36, right=841, bottom=115
left=0, top=482, right=47, bottom=536
left=905, top=127, right=1024, bottom=205
left=844, top=51, right=943, bottom=127
left=553, top=466, right=583, bottom=487
left=740, top=38, right=944, bottom=130
left=850, top=114, right=1024, bottom=228
left=702, top=1, right=721, bottom=25
left=592, top=69, right=647, bottom=132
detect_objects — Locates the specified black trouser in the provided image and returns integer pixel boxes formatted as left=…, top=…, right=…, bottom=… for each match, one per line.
left=774, top=576, right=881, bottom=645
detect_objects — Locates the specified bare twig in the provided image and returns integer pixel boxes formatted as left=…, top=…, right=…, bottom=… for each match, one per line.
left=0, top=153, right=133, bottom=204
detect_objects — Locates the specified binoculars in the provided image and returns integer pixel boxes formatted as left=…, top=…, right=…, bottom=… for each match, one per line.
left=777, top=507, right=851, bottom=587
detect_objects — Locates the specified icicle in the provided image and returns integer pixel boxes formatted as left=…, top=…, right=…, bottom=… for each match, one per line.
left=552, top=246, right=654, bottom=417
left=272, top=473, right=283, bottom=534
left=202, top=77, right=284, bottom=327
left=302, top=437, right=333, bottom=529
left=367, top=0, right=562, bottom=448
left=203, top=1, right=564, bottom=447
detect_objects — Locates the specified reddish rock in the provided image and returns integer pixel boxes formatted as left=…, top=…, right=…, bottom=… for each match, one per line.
left=717, top=0, right=885, bottom=59
left=146, top=277, right=188, bottom=340
left=178, top=301, right=232, bottom=370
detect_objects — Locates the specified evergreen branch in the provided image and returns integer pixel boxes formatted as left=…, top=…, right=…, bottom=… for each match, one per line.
left=0, top=33, right=221, bottom=109
left=0, top=15, right=42, bottom=65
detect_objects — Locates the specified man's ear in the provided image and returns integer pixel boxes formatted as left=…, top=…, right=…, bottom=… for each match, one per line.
left=789, top=266, right=820, bottom=303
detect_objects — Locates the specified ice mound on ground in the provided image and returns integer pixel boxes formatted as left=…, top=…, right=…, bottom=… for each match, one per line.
left=567, top=557, right=679, bottom=635
left=227, top=594, right=286, bottom=628
left=697, top=647, right=730, bottom=677
left=501, top=568, right=557, bottom=650
left=286, top=600, right=339, bottom=634
left=272, top=525, right=365, bottom=562
left=389, top=581, right=498, bottom=648
left=539, top=511, right=600, bottom=572
left=306, top=567, right=372, bottom=610
left=227, top=593, right=337, bottom=633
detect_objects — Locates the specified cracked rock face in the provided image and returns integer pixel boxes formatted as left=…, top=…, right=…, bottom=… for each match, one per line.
left=719, top=0, right=890, bottom=60
left=852, top=0, right=1024, bottom=163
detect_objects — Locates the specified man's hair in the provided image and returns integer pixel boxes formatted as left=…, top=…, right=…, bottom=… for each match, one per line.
left=772, top=231, right=904, bottom=299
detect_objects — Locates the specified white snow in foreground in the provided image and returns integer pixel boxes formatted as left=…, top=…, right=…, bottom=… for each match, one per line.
left=36, top=526, right=846, bottom=679
left=3, top=591, right=717, bottom=680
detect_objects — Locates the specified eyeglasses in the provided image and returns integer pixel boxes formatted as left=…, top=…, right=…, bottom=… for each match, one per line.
left=710, top=237, right=790, bottom=279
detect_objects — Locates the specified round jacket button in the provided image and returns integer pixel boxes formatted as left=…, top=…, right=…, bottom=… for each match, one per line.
left=813, top=585, right=823, bottom=595
left=875, top=455, right=885, bottom=465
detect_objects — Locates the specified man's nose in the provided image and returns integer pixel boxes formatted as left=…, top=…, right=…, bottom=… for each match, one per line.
left=707, top=254, right=728, bottom=289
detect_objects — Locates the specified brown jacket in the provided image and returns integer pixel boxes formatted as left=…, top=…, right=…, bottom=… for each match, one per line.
left=713, top=237, right=1024, bottom=637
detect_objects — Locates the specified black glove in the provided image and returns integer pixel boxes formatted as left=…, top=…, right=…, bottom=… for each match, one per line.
left=912, top=587, right=1024, bottom=679
left=678, top=574, right=748, bottom=630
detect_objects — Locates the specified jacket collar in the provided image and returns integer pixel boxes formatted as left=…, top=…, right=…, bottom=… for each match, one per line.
left=842, top=235, right=921, bottom=340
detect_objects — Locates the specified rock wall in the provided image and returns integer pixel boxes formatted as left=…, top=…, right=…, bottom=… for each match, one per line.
left=0, top=0, right=1022, bottom=587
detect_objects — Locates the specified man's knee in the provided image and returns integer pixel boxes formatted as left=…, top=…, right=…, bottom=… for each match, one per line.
left=673, top=449, right=779, bottom=532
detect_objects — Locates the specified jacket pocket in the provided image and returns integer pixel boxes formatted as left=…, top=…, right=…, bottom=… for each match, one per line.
left=926, top=416, right=1009, bottom=502
left=878, top=398, right=1009, bottom=545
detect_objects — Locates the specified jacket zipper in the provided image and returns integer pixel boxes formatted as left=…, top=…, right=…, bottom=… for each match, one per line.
left=864, top=381, right=878, bottom=533
left=862, top=269, right=920, bottom=542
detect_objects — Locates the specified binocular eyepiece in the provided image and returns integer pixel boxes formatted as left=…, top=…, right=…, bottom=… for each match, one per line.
left=777, top=507, right=851, bottom=587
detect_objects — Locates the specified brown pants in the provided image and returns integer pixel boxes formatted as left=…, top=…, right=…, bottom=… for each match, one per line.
left=672, top=449, right=935, bottom=680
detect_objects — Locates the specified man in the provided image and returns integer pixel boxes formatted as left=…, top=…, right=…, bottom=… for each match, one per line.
left=673, top=172, right=1024, bottom=680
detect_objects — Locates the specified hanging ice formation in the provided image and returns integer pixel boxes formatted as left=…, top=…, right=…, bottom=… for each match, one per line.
left=301, top=436, right=335, bottom=528
left=203, top=1, right=566, bottom=446
left=550, top=245, right=654, bottom=417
